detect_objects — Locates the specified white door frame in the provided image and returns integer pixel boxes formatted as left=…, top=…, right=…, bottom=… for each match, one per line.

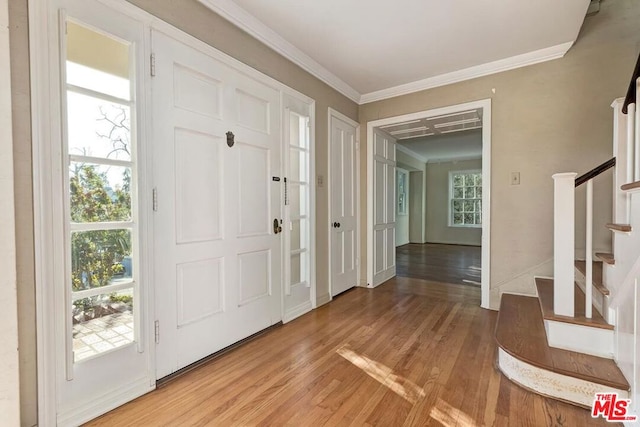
left=327, top=108, right=361, bottom=299
left=366, top=99, right=492, bottom=309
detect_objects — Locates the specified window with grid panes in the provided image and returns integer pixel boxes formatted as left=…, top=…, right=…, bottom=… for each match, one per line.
left=449, top=170, right=482, bottom=227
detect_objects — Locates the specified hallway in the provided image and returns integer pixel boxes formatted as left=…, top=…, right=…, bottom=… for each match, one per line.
left=88, top=277, right=605, bottom=426
left=396, top=243, right=481, bottom=286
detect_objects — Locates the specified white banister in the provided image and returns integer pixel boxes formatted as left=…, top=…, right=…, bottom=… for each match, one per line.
left=629, top=102, right=636, bottom=181
left=585, top=179, right=593, bottom=318
left=553, top=172, right=577, bottom=317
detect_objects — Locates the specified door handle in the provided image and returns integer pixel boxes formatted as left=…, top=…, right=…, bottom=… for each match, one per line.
left=333, top=222, right=341, bottom=228
left=273, top=218, right=282, bottom=234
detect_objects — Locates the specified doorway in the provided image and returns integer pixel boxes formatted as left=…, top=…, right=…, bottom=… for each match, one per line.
left=366, top=99, right=491, bottom=308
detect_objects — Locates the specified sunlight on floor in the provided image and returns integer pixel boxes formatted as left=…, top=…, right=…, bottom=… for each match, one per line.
left=430, top=398, right=477, bottom=427
left=336, top=344, right=425, bottom=404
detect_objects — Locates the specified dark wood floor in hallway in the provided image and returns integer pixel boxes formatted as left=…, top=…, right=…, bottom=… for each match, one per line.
left=396, top=243, right=482, bottom=286
left=87, top=277, right=609, bottom=426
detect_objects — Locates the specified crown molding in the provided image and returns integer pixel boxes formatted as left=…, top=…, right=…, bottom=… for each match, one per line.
left=396, top=144, right=428, bottom=164
left=198, top=0, right=361, bottom=103
left=360, top=41, right=574, bottom=104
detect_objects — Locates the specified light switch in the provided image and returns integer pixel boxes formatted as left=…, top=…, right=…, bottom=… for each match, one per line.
left=511, top=172, right=520, bottom=185
left=317, top=175, right=324, bottom=188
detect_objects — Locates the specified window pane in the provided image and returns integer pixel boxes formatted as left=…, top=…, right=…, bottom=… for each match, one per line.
left=475, top=213, right=482, bottom=224
left=72, top=289, right=134, bottom=362
left=475, top=174, right=482, bottom=186
left=453, top=187, right=463, bottom=198
left=465, top=186, right=475, bottom=198
left=290, top=220, right=309, bottom=252
left=67, top=62, right=130, bottom=100
left=463, top=200, right=475, bottom=212
left=452, top=200, right=462, bottom=213
left=71, top=229, right=132, bottom=291
left=453, top=174, right=463, bottom=186
left=67, top=91, right=132, bottom=161
left=66, top=21, right=131, bottom=100
left=475, top=200, right=482, bottom=212
left=289, top=149, right=308, bottom=182
left=289, top=183, right=307, bottom=217
left=453, top=213, right=463, bottom=224
left=464, top=213, right=474, bottom=224
left=291, top=253, right=301, bottom=285
left=477, top=186, right=483, bottom=198
left=70, top=163, right=131, bottom=223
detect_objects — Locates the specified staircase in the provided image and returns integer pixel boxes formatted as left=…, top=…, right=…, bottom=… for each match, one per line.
left=495, top=52, right=640, bottom=417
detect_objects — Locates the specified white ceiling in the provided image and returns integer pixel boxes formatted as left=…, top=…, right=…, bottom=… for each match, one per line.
left=200, top=0, right=590, bottom=103
left=397, top=129, right=483, bottom=164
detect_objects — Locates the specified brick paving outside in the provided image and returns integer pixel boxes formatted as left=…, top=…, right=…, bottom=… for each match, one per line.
left=73, top=311, right=134, bottom=361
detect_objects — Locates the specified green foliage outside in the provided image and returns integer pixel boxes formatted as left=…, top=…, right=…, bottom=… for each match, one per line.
left=70, top=164, right=133, bottom=317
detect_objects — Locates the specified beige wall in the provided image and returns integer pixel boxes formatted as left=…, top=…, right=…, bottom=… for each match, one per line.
left=1, top=0, right=21, bottom=424
left=9, top=0, right=358, bottom=424
left=397, top=150, right=427, bottom=243
left=425, top=159, right=482, bottom=246
left=359, top=0, right=640, bottom=307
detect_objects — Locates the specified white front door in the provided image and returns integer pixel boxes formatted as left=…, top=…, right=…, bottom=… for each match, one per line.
left=329, top=111, right=358, bottom=296
left=372, top=129, right=397, bottom=286
left=152, top=30, right=282, bottom=378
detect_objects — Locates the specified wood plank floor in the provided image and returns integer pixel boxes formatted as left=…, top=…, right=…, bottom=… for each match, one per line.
left=396, top=243, right=481, bottom=286
left=87, top=277, right=611, bottom=426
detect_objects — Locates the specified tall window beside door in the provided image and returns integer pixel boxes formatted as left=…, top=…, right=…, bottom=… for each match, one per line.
left=449, top=170, right=482, bottom=227
left=63, top=21, right=138, bottom=362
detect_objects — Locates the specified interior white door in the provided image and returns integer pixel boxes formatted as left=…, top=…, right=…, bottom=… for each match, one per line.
left=152, top=30, right=282, bottom=378
left=330, top=112, right=358, bottom=296
left=372, top=129, right=396, bottom=286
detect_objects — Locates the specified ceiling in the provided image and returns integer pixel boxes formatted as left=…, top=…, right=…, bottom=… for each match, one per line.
left=200, top=0, right=590, bottom=103
left=382, top=109, right=483, bottom=163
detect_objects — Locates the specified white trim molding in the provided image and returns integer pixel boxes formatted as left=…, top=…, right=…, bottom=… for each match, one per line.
left=360, top=42, right=574, bottom=104
left=367, top=99, right=492, bottom=308
left=195, top=1, right=576, bottom=106
left=197, top=0, right=360, bottom=103
left=0, top=0, right=20, bottom=424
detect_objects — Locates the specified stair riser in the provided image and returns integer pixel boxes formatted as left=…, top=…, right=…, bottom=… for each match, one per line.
left=498, top=348, right=629, bottom=408
left=545, top=320, right=614, bottom=358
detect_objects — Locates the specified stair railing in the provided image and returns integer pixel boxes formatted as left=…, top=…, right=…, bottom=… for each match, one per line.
left=552, top=158, right=615, bottom=319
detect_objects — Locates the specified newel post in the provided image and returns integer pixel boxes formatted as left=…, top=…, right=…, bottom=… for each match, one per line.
left=552, top=172, right=577, bottom=317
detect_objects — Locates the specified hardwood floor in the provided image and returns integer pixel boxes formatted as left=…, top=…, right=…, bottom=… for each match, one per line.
left=396, top=243, right=481, bottom=286
left=87, top=277, right=610, bottom=426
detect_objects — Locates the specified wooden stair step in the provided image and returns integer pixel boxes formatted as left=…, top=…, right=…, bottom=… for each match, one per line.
left=605, top=222, right=632, bottom=232
left=535, top=277, right=613, bottom=330
left=574, top=260, right=610, bottom=296
left=621, top=180, right=640, bottom=192
left=495, top=293, right=628, bottom=391
left=595, top=252, right=615, bottom=265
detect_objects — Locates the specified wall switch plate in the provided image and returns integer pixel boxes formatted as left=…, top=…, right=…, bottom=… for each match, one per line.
left=511, top=172, right=520, bottom=185
left=317, top=175, right=324, bottom=187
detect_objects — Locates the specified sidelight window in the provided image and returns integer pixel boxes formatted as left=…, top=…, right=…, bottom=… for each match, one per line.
left=63, top=21, right=138, bottom=362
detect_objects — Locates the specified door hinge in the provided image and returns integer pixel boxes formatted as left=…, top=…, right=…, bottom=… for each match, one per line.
left=150, top=53, right=156, bottom=77
left=152, top=187, right=158, bottom=211
left=154, top=320, right=160, bottom=344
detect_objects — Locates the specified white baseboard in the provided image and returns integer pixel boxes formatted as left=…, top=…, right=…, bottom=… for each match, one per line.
left=315, top=293, right=331, bottom=307
left=498, top=348, right=628, bottom=408
left=57, top=376, right=153, bottom=426
left=544, top=320, right=614, bottom=359
left=283, top=301, right=312, bottom=323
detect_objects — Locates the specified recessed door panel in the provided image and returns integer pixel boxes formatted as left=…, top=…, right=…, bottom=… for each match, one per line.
left=174, top=129, right=223, bottom=244
left=176, top=258, right=224, bottom=326
left=174, top=64, right=223, bottom=120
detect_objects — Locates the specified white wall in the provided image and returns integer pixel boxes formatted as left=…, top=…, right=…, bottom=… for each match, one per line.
left=0, top=0, right=21, bottom=424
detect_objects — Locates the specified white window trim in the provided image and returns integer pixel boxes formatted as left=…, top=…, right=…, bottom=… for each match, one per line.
left=448, top=169, right=482, bottom=228
left=396, top=168, right=408, bottom=216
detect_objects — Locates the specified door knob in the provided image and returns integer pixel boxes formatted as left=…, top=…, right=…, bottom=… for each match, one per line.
left=273, top=218, right=283, bottom=234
